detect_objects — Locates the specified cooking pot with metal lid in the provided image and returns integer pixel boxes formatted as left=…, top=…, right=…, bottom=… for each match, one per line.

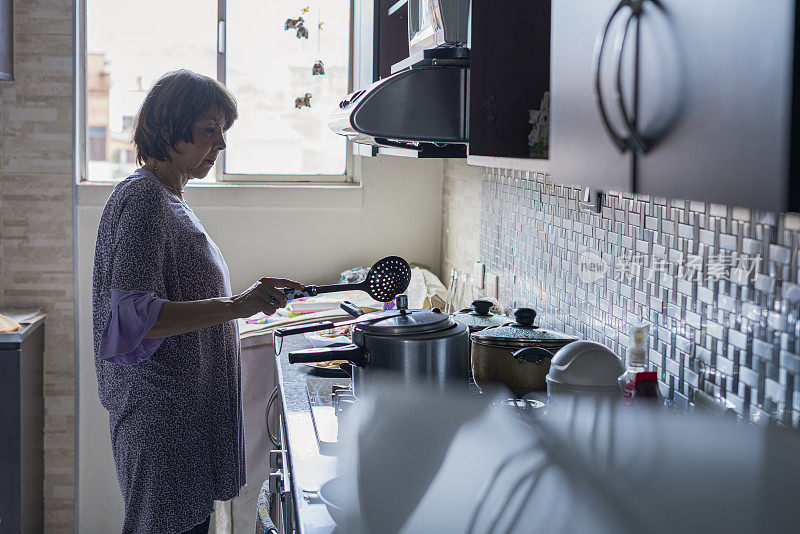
left=470, top=308, right=578, bottom=396
left=284, top=295, right=470, bottom=397
left=451, top=299, right=513, bottom=333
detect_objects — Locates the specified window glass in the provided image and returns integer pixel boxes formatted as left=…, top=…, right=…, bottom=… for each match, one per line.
left=224, top=1, right=350, bottom=176
left=86, top=0, right=217, bottom=181
left=88, top=126, right=107, bottom=161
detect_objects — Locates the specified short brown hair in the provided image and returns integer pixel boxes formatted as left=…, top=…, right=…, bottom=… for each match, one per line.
left=133, top=69, right=238, bottom=165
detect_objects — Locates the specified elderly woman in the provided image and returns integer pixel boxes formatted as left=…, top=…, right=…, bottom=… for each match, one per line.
left=92, top=69, right=303, bottom=534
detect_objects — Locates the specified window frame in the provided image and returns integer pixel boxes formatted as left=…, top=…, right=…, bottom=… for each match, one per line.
left=76, top=0, right=356, bottom=185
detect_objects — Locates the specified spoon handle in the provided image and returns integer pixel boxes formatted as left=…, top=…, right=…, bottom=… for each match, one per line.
left=283, top=282, right=367, bottom=301
left=313, top=282, right=366, bottom=294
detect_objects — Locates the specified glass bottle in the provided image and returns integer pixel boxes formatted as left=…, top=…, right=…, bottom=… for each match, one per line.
left=620, top=324, right=649, bottom=408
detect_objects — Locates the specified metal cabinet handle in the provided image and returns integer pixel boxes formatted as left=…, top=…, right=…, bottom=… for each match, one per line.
left=614, top=0, right=650, bottom=154
left=266, top=385, right=280, bottom=448
left=593, top=0, right=634, bottom=153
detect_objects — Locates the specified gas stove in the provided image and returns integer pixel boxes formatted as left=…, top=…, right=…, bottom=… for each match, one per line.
left=306, top=376, right=547, bottom=455
left=331, top=384, right=357, bottom=419
left=305, top=377, right=349, bottom=455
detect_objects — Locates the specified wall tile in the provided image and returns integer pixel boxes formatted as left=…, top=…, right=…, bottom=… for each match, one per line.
left=451, top=167, right=800, bottom=427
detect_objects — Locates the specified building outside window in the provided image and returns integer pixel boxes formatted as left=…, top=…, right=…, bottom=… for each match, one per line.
left=88, top=126, right=107, bottom=162
left=84, top=0, right=351, bottom=183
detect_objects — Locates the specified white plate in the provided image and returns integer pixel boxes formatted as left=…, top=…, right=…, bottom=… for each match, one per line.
left=304, top=332, right=352, bottom=347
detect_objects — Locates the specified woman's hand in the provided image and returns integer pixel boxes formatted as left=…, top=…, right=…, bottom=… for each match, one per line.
left=231, top=277, right=305, bottom=319
left=144, top=277, right=305, bottom=339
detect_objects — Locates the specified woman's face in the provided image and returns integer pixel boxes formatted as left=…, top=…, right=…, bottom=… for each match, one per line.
left=169, top=110, right=228, bottom=179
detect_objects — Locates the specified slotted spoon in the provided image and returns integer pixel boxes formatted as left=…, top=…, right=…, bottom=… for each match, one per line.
left=283, top=256, right=411, bottom=303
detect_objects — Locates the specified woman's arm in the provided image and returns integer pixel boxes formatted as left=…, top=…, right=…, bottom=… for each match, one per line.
left=144, top=297, right=237, bottom=339
left=144, top=277, right=304, bottom=339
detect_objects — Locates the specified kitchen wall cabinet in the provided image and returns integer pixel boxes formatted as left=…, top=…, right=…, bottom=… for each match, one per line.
left=353, top=0, right=408, bottom=91
left=380, top=0, right=409, bottom=79
left=549, top=0, right=632, bottom=191
left=550, top=0, right=800, bottom=212
left=466, top=0, right=552, bottom=173
left=635, top=0, right=796, bottom=211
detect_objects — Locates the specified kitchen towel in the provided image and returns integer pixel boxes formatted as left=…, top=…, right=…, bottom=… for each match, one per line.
left=407, top=266, right=448, bottom=310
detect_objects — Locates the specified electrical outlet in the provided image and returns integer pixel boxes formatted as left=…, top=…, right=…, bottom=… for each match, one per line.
left=473, top=262, right=485, bottom=289
left=485, top=272, right=499, bottom=299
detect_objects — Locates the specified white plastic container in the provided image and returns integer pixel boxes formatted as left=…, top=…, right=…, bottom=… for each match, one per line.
left=546, top=341, right=624, bottom=403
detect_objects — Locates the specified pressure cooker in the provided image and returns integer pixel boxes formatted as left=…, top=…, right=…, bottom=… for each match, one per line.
left=277, top=295, right=470, bottom=397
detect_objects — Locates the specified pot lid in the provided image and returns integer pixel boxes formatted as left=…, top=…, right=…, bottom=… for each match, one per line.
left=471, top=308, right=578, bottom=344
left=452, top=300, right=513, bottom=330
left=357, top=307, right=453, bottom=335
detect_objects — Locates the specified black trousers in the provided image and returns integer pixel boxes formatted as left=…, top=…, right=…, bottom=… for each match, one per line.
left=181, top=515, right=210, bottom=534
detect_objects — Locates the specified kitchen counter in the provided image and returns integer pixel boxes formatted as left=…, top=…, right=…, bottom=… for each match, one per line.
left=0, top=312, right=45, bottom=532
left=0, top=311, right=45, bottom=346
left=272, top=332, right=800, bottom=533
left=275, top=335, right=345, bottom=534
left=272, top=334, right=545, bottom=534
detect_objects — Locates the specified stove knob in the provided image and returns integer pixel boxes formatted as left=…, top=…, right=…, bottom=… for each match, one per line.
left=337, top=393, right=356, bottom=406
left=269, top=472, right=283, bottom=495
left=269, top=449, right=283, bottom=470
left=332, top=387, right=355, bottom=406
left=336, top=396, right=357, bottom=417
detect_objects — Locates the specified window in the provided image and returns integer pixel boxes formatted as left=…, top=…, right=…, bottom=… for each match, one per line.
left=88, top=126, right=107, bottom=161
left=82, top=0, right=352, bottom=183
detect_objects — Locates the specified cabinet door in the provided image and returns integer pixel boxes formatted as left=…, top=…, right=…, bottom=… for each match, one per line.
left=636, top=0, right=795, bottom=211
left=550, top=0, right=635, bottom=191
left=468, top=0, right=550, bottom=160
left=379, top=0, right=411, bottom=79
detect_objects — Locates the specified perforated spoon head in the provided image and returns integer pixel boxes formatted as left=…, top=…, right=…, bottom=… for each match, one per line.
left=364, top=256, right=411, bottom=302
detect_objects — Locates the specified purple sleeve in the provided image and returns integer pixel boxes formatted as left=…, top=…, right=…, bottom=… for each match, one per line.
left=98, top=289, right=167, bottom=365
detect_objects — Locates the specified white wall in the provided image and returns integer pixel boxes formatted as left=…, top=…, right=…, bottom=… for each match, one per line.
left=76, top=155, right=444, bottom=531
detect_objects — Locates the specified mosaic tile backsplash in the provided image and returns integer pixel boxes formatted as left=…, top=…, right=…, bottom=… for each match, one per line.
left=479, top=168, right=800, bottom=427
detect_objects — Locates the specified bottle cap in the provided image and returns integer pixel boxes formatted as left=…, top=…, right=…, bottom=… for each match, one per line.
left=634, top=371, right=658, bottom=388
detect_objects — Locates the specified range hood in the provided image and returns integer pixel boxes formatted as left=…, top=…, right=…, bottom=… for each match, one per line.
left=329, top=52, right=469, bottom=156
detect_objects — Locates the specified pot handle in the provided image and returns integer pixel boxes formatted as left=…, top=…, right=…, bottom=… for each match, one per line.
left=340, top=300, right=364, bottom=317
left=274, top=321, right=335, bottom=337
left=288, top=343, right=368, bottom=366
left=511, top=346, right=553, bottom=365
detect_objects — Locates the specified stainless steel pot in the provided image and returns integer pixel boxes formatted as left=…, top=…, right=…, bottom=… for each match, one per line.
left=470, top=308, right=578, bottom=397
left=287, top=296, right=470, bottom=397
